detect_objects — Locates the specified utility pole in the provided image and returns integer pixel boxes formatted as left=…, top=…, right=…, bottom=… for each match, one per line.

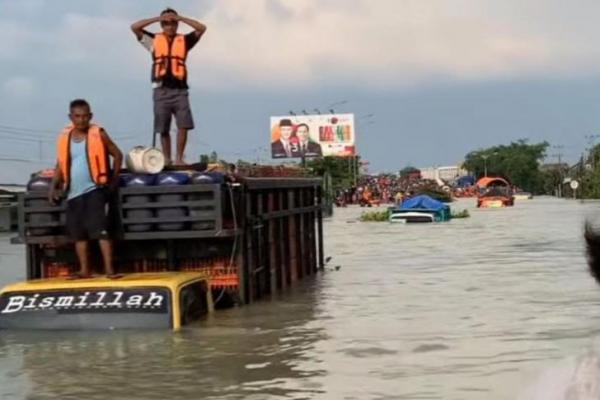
left=352, top=153, right=360, bottom=187
left=552, top=144, right=564, bottom=198
left=481, top=154, right=489, bottom=177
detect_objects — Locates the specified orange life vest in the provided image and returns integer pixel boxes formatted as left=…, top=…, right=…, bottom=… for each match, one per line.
left=152, top=33, right=187, bottom=81
left=56, top=124, right=110, bottom=189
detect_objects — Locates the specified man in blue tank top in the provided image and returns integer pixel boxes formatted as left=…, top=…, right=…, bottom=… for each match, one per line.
left=48, top=99, right=123, bottom=278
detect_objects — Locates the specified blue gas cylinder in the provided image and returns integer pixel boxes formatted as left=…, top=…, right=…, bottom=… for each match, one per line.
left=190, top=171, right=225, bottom=184
left=26, top=176, right=55, bottom=236
left=156, top=172, right=189, bottom=231
left=188, top=172, right=225, bottom=231
left=121, top=174, right=156, bottom=232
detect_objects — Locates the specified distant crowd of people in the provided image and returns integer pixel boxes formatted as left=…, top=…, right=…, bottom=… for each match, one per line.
left=335, top=174, right=437, bottom=207
left=333, top=173, right=484, bottom=207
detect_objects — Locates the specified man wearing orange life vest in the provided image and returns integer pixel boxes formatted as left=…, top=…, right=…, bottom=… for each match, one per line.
left=48, top=99, right=123, bottom=278
left=131, top=8, right=207, bottom=165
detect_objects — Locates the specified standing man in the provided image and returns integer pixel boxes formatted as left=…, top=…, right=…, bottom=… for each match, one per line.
left=131, top=8, right=207, bottom=165
left=49, top=99, right=123, bottom=278
left=295, top=123, right=322, bottom=157
left=271, top=119, right=299, bottom=158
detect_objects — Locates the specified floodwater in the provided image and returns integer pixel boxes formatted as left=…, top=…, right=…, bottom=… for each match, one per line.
left=2, top=197, right=600, bottom=399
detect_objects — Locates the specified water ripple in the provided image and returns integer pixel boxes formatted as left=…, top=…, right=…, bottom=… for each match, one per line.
left=1, top=198, right=600, bottom=399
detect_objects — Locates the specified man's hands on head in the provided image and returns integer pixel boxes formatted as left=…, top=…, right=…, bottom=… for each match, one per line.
left=160, top=13, right=179, bottom=23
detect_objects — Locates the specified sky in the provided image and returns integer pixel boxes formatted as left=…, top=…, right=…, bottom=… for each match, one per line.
left=2, top=0, right=600, bottom=183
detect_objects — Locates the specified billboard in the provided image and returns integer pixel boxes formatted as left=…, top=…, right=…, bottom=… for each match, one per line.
left=270, top=114, right=355, bottom=159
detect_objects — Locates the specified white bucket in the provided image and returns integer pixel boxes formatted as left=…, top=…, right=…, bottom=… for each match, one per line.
left=126, top=146, right=165, bottom=174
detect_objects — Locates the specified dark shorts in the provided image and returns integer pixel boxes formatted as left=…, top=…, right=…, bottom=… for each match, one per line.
left=66, top=188, right=110, bottom=241
left=153, top=87, right=195, bottom=134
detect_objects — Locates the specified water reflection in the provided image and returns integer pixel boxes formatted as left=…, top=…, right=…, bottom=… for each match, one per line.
left=0, top=280, right=327, bottom=400
left=3, top=198, right=600, bottom=399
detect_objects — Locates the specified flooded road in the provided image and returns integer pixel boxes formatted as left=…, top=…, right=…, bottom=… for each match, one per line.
left=2, top=197, right=600, bottom=399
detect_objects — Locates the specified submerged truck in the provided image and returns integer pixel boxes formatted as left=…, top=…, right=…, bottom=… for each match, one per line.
left=0, top=166, right=325, bottom=330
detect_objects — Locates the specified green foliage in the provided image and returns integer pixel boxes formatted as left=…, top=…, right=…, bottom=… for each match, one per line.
left=463, top=140, right=549, bottom=192
left=451, top=209, right=470, bottom=219
left=579, top=144, right=600, bottom=198
left=581, top=173, right=600, bottom=198
left=540, top=166, right=565, bottom=196
left=360, top=209, right=391, bottom=222
left=236, top=159, right=253, bottom=169
left=360, top=207, right=468, bottom=221
left=306, top=156, right=359, bottom=191
left=399, top=166, right=420, bottom=179
left=540, top=144, right=600, bottom=199
left=199, top=151, right=220, bottom=164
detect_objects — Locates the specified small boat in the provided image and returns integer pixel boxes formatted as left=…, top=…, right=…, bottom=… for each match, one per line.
left=476, top=177, right=514, bottom=208
left=478, top=198, right=507, bottom=208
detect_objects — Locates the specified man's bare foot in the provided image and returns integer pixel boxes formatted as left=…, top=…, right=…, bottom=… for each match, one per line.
left=174, top=158, right=187, bottom=166
left=67, top=272, right=91, bottom=280
left=107, top=274, right=124, bottom=280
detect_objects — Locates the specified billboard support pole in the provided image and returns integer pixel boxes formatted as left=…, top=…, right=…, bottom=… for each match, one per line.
left=353, top=155, right=358, bottom=186
left=347, top=156, right=352, bottom=182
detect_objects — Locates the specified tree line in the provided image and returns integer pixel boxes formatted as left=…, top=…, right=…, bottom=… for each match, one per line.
left=463, top=140, right=600, bottom=198
left=206, top=141, right=600, bottom=199
left=462, top=140, right=549, bottom=193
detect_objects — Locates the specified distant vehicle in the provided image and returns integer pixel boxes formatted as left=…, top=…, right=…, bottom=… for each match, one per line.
left=513, top=191, right=533, bottom=200
left=389, top=210, right=435, bottom=223
left=388, top=195, right=450, bottom=223
left=476, top=177, right=514, bottom=208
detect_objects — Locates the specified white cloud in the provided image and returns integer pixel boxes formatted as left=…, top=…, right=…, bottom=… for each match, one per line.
left=3, top=77, right=36, bottom=99
left=186, top=0, right=600, bottom=88
left=3, top=0, right=600, bottom=89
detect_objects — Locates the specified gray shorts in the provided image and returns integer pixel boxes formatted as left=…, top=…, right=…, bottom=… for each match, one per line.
left=153, top=87, right=195, bottom=134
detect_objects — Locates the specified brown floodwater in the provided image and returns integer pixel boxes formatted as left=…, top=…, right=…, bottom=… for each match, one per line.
left=1, top=197, right=600, bottom=399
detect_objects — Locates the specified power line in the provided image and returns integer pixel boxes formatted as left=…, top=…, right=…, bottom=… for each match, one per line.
left=0, top=123, right=140, bottom=141
left=0, top=129, right=56, bottom=140
left=0, top=156, right=53, bottom=163
left=0, top=131, right=55, bottom=143
left=0, top=124, right=141, bottom=164
left=0, top=124, right=56, bottom=135
left=551, top=144, right=565, bottom=165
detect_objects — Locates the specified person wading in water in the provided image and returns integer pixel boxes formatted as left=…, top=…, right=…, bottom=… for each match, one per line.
left=131, top=8, right=207, bottom=165
left=48, top=99, right=123, bottom=278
